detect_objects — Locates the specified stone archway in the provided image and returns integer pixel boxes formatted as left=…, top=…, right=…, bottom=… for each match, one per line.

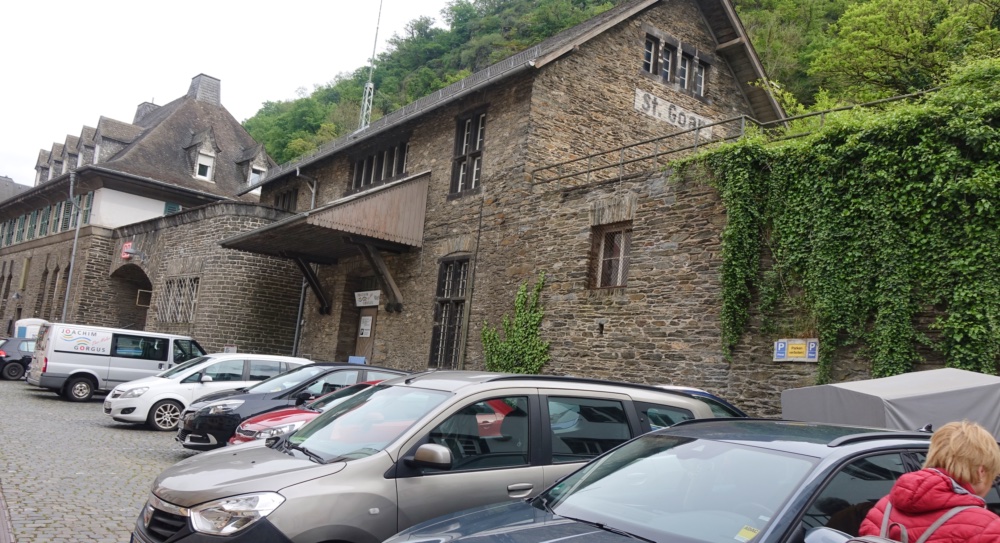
left=109, top=263, right=152, bottom=330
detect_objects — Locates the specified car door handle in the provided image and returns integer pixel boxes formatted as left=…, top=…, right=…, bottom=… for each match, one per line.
left=507, top=483, right=534, bottom=498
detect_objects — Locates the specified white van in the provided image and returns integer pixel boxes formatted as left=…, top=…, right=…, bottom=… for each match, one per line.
left=103, top=353, right=313, bottom=431
left=26, top=323, right=205, bottom=402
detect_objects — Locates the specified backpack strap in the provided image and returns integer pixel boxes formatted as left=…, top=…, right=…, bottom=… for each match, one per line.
left=913, top=506, right=975, bottom=543
left=880, top=502, right=910, bottom=543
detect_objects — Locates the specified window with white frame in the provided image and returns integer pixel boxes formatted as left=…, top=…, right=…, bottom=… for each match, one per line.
left=590, top=222, right=633, bottom=289
left=248, top=166, right=266, bottom=186
left=642, top=33, right=708, bottom=97
left=451, top=111, right=485, bottom=195
left=158, top=277, right=200, bottom=323
left=195, top=153, right=215, bottom=181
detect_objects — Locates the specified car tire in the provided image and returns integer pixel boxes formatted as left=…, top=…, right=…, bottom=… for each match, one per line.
left=63, top=377, right=94, bottom=402
left=1, top=363, right=23, bottom=381
left=147, top=400, right=183, bottom=431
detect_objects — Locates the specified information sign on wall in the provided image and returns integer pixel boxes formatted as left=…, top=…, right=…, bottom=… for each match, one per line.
left=634, top=88, right=714, bottom=138
left=354, top=290, right=381, bottom=307
left=121, top=241, right=133, bottom=259
left=773, top=338, right=819, bottom=363
left=359, top=316, right=373, bottom=338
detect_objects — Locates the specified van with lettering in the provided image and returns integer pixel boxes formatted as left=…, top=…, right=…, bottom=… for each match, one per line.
left=26, top=323, right=205, bottom=402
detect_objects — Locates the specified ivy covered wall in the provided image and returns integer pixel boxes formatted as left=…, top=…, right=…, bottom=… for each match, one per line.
left=688, top=59, right=1000, bottom=382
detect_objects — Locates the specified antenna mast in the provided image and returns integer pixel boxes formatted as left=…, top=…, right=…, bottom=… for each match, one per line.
left=358, top=0, right=383, bottom=130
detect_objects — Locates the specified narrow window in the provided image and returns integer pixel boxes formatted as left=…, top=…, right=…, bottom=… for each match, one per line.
left=82, top=192, right=94, bottom=224
left=39, top=206, right=50, bottom=236
left=693, top=62, right=706, bottom=96
left=678, top=56, right=690, bottom=90
left=643, top=35, right=659, bottom=74
left=429, top=257, right=470, bottom=369
left=661, top=44, right=676, bottom=82
left=14, top=216, right=25, bottom=243
left=451, top=111, right=486, bottom=195
left=590, top=222, right=633, bottom=288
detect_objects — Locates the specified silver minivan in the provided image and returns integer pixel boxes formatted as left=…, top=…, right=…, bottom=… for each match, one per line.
left=134, top=371, right=743, bottom=543
left=26, top=322, right=204, bottom=401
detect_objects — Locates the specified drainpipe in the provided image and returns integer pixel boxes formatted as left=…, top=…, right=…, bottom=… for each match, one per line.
left=61, top=171, right=83, bottom=322
left=291, top=168, right=319, bottom=356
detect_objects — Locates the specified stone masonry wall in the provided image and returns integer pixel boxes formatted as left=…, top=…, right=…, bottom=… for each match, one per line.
left=112, top=204, right=302, bottom=355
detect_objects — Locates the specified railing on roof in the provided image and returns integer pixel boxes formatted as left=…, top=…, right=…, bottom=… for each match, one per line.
left=530, top=89, right=936, bottom=188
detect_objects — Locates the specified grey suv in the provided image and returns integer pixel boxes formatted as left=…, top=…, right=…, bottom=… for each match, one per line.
left=133, top=371, right=745, bottom=543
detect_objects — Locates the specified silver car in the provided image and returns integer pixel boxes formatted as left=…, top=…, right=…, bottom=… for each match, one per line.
left=133, top=371, right=743, bottom=543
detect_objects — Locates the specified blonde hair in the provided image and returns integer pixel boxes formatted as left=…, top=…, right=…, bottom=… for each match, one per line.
left=924, top=421, right=1000, bottom=485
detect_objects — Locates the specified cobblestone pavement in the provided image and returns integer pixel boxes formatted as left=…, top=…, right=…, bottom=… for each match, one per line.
left=0, top=380, right=197, bottom=542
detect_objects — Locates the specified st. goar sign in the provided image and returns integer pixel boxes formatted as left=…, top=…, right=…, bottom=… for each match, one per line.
left=634, top=88, right=713, bottom=138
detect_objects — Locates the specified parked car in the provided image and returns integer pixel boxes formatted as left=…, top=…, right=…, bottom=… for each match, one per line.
left=135, top=372, right=744, bottom=543
left=656, top=384, right=748, bottom=418
left=176, top=362, right=406, bottom=450
left=27, top=323, right=205, bottom=401
left=228, top=380, right=382, bottom=445
left=387, top=419, right=1000, bottom=543
left=103, top=353, right=314, bottom=431
left=0, top=337, right=35, bottom=380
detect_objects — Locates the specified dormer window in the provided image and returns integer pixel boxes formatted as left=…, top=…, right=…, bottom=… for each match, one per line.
left=248, top=167, right=265, bottom=186
left=195, top=153, right=215, bottom=181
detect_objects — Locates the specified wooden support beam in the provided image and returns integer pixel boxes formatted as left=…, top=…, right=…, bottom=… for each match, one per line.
left=358, top=243, right=404, bottom=312
left=291, top=256, right=332, bottom=315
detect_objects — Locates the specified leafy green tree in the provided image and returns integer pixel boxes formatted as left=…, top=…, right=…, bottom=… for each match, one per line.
left=809, top=0, right=1000, bottom=101
left=482, top=273, right=550, bottom=374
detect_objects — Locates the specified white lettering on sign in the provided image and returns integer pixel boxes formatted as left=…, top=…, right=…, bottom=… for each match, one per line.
left=634, top=88, right=713, bottom=138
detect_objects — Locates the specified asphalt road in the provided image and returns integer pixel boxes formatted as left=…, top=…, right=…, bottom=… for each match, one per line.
left=0, top=379, right=197, bottom=542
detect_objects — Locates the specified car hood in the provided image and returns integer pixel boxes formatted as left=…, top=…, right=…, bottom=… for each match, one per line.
left=115, top=375, right=170, bottom=391
left=189, top=388, right=258, bottom=408
left=240, top=408, right=318, bottom=430
left=389, top=501, right=632, bottom=543
left=152, top=441, right=345, bottom=507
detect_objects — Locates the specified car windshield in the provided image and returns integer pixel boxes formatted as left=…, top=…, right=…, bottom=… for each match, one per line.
left=247, top=365, right=332, bottom=393
left=308, top=383, right=374, bottom=411
left=159, top=356, right=212, bottom=378
left=290, top=384, right=450, bottom=462
left=536, top=433, right=817, bottom=543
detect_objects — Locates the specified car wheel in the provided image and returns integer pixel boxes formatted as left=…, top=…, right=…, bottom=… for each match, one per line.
left=63, top=377, right=94, bottom=402
left=1, top=363, right=23, bottom=380
left=147, top=400, right=183, bottom=431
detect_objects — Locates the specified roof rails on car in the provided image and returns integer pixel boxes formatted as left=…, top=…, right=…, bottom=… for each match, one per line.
left=403, top=369, right=439, bottom=384
left=827, top=431, right=934, bottom=447
left=486, top=374, right=702, bottom=399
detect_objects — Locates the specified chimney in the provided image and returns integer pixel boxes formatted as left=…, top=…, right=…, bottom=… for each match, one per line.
left=133, top=102, right=161, bottom=124
left=187, top=74, right=221, bottom=105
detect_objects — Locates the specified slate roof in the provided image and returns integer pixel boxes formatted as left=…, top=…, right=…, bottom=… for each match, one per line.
left=77, top=126, right=96, bottom=151
left=35, top=150, right=49, bottom=169
left=96, top=116, right=143, bottom=144
left=248, top=0, right=781, bottom=194
left=0, top=177, right=28, bottom=202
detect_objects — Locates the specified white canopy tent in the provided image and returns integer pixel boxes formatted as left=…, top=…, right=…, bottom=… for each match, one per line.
left=781, top=368, right=1000, bottom=438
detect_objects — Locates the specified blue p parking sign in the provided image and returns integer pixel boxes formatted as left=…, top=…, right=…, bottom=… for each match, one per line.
left=774, top=341, right=788, bottom=360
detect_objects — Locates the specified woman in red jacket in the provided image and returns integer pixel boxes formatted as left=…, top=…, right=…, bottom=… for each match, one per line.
left=859, top=420, right=1000, bottom=542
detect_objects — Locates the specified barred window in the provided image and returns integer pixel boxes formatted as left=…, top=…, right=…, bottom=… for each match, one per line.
left=429, top=258, right=469, bottom=369
left=590, top=222, right=633, bottom=288
left=157, top=277, right=200, bottom=323
left=450, top=111, right=485, bottom=195
left=351, top=141, right=408, bottom=191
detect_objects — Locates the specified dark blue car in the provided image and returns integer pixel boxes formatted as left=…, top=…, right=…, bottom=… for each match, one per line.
left=386, top=419, right=1000, bottom=543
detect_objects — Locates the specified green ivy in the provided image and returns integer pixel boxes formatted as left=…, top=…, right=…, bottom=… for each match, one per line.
left=482, top=272, right=550, bottom=374
left=680, top=59, right=1000, bottom=381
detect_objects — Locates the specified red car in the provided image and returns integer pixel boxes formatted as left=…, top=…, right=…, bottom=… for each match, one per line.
left=228, top=381, right=381, bottom=445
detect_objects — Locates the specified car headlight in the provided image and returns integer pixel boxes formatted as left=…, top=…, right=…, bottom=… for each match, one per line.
left=201, top=400, right=244, bottom=415
left=190, top=492, right=284, bottom=535
left=256, top=421, right=306, bottom=439
left=120, top=386, right=149, bottom=399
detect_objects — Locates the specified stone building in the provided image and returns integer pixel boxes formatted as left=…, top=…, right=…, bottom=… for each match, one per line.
left=0, top=75, right=300, bottom=355
left=224, top=0, right=796, bottom=413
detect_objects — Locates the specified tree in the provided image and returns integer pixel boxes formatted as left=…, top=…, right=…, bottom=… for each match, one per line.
left=482, top=273, right=550, bottom=374
left=809, top=0, right=1000, bottom=101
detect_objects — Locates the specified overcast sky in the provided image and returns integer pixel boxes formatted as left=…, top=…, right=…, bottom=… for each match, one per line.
left=0, top=0, right=453, bottom=185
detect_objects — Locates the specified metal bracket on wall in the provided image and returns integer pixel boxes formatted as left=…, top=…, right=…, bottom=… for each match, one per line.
left=290, top=256, right=332, bottom=315
left=357, top=243, right=404, bottom=312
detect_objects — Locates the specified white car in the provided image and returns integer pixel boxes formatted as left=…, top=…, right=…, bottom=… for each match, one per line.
left=103, top=353, right=313, bottom=431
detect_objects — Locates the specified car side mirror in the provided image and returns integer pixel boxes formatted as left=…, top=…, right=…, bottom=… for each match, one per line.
left=200, top=375, right=213, bottom=383
left=295, top=392, right=311, bottom=407
left=404, top=443, right=453, bottom=471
